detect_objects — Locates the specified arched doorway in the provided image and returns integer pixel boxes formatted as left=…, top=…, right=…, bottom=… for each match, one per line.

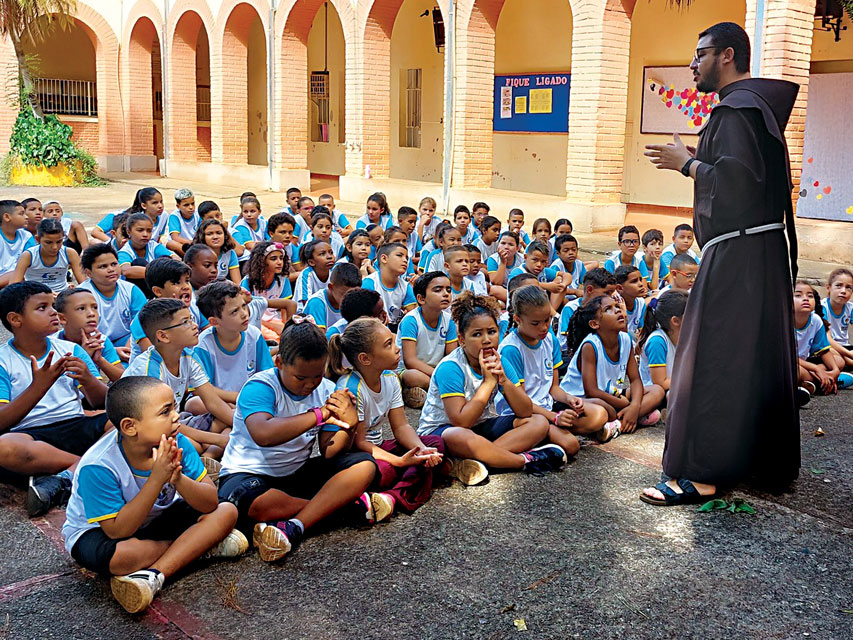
left=171, top=10, right=213, bottom=162
left=128, top=17, right=162, bottom=171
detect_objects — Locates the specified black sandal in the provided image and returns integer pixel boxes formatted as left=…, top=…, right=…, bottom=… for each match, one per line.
left=639, top=477, right=715, bottom=506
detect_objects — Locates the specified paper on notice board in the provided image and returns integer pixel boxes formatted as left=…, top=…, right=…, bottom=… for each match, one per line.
left=529, top=89, right=552, bottom=114
left=501, top=86, right=512, bottom=119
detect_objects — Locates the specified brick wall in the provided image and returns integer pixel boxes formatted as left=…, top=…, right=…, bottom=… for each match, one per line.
left=69, top=119, right=100, bottom=154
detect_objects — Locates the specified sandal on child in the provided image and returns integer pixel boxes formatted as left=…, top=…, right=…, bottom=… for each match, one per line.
left=639, top=477, right=715, bottom=506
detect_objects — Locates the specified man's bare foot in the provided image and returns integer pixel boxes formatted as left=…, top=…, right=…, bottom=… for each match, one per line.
left=639, top=478, right=717, bottom=506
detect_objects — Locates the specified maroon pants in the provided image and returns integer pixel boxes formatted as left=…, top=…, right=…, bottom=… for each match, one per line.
left=372, top=435, right=445, bottom=513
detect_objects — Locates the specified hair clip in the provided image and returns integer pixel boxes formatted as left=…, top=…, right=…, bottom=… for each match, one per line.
left=264, top=242, right=285, bottom=255
left=648, top=297, right=658, bottom=311
left=291, top=314, right=317, bottom=326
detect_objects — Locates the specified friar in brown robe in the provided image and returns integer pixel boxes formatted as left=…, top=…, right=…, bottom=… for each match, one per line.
left=642, top=22, right=800, bottom=505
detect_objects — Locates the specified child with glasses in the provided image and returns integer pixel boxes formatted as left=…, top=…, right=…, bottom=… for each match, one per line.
left=604, top=226, right=649, bottom=281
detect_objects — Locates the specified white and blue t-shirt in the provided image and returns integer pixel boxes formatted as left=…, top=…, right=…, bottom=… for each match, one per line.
left=821, top=298, right=852, bottom=345
left=122, top=346, right=209, bottom=408
left=476, top=238, right=498, bottom=262
left=242, top=274, right=293, bottom=321
left=0, top=229, right=36, bottom=274
left=215, top=249, right=240, bottom=280
left=557, top=298, right=582, bottom=350
left=167, top=210, right=201, bottom=240
left=117, top=241, right=171, bottom=266
left=95, top=211, right=123, bottom=236
left=549, top=258, right=586, bottom=294
left=450, top=279, right=475, bottom=301
left=326, top=318, right=348, bottom=340
left=660, top=244, right=700, bottom=280
left=498, top=329, right=562, bottom=414
left=303, top=289, right=342, bottom=330
left=56, top=330, right=121, bottom=370
left=337, top=370, right=403, bottom=445
left=221, top=369, right=336, bottom=477
left=362, top=271, right=416, bottom=325
left=77, top=279, right=147, bottom=346
left=603, top=252, right=650, bottom=281
left=458, top=226, right=480, bottom=245
left=193, top=325, right=274, bottom=393
left=625, top=297, right=647, bottom=341
left=396, top=308, right=458, bottom=370
left=232, top=218, right=269, bottom=260
left=466, top=271, right=489, bottom=295
left=795, top=313, right=831, bottom=360
left=62, top=431, right=206, bottom=554
left=293, top=268, right=328, bottom=311
left=23, top=245, right=71, bottom=292
left=639, top=328, right=675, bottom=387
left=302, top=231, right=345, bottom=260
left=486, top=253, right=524, bottom=287
left=127, top=297, right=208, bottom=363
left=355, top=213, right=393, bottom=231
left=417, top=347, right=499, bottom=435
left=0, top=338, right=100, bottom=431
left=406, top=233, right=423, bottom=261
left=560, top=331, right=633, bottom=398
left=418, top=248, right=445, bottom=274
left=508, top=265, right=558, bottom=284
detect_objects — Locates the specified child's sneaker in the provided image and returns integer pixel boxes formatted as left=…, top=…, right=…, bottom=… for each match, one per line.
left=838, top=372, right=853, bottom=389
left=205, top=528, right=248, bottom=559
left=253, top=520, right=303, bottom=563
left=402, top=386, right=427, bottom=409
left=354, top=492, right=375, bottom=524
left=370, top=492, right=395, bottom=522
left=201, top=457, right=221, bottom=486
left=27, top=474, right=72, bottom=517
left=638, top=409, right=662, bottom=426
left=447, top=457, right=489, bottom=486
left=597, top=420, right=621, bottom=443
left=796, top=386, right=811, bottom=407
left=110, top=569, right=164, bottom=613
left=521, top=444, right=567, bottom=476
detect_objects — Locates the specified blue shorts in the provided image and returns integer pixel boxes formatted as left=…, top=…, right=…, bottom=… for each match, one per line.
left=432, top=415, right=516, bottom=441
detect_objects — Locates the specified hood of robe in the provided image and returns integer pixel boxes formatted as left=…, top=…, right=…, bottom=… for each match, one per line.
left=718, top=78, right=799, bottom=134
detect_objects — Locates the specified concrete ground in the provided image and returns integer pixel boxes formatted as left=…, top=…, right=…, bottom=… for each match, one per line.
left=1, top=176, right=851, bottom=638
left=0, top=393, right=851, bottom=639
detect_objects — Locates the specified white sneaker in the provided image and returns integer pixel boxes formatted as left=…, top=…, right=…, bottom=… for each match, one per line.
left=110, top=569, right=164, bottom=613
left=448, top=457, right=489, bottom=486
left=253, top=522, right=293, bottom=563
left=205, top=528, right=248, bottom=559
left=370, top=492, right=395, bottom=522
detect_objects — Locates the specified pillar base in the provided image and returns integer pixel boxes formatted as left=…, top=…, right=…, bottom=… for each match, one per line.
left=96, top=155, right=158, bottom=174
left=161, top=160, right=310, bottom=192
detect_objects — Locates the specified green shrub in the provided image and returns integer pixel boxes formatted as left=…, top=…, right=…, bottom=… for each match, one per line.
left=7, top=110, right=104, bottom=186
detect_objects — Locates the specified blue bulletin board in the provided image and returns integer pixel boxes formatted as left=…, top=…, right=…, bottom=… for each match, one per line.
left=493, top=73, right=571, bottom=133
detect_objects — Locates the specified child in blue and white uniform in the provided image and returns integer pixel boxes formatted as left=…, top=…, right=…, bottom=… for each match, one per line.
left=486, top=232, right=524, bottom=303
left=0, top=200, right=36, bottom=282
left=822, top=267, right=853, bottom=369
left=14, top=218, right=83, bottom=292
left=355, top=193, right=393, bottom=231
left=453, top=206, right=480, bottom=245
left=362, top=243, right=417, bottom=327
left=793, top=281, right=849, bottom=395
left=166, top=188, right=200, bottom=255
left=231, top=197, right=268, bottom=264
left=550, top=233, right=586, bottom=300
left=464, top=245, right=489, bottom=296
left=293, top=240, right=336, bottom=312
left=302, top=263, right=362, bottom=331
left=638, top=290, right=687, bottom=395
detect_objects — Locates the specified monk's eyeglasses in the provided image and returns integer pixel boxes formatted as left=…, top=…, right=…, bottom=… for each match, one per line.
left=692, top=46, right=718, bottom=64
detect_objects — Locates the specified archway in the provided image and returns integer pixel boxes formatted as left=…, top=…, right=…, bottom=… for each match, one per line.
left=170, top=10, right=213, bottom=162
left=127, top=17, right=162, bottom=170
left=389, top=0, right=445, bottom=182
left=492, top=0, right=572, bottom=196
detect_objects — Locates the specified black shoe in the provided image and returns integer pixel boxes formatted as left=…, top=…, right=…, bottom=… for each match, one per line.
left=796, top=386, right=811, bottom=408
left=522, top=444, right=567, bottom=476
left=27, top=474, right=72, bottom=517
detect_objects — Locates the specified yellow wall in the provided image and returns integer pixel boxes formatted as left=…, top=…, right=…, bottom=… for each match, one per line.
left=308, top=4, right=346, bottom=175
left=390, top=0, right=445, bottom=183
left=247, top=18, right=268, bottom=166
left=622, top=0, right=745, bottom=208
left=22, top=20, right=95, bottom=82
left=811, top=14, right=853, bottom=72
left=493, top=0, right=571, bottom=196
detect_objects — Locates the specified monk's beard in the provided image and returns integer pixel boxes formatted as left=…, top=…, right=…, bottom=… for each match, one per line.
left=696, top=60, right=721, bottom=94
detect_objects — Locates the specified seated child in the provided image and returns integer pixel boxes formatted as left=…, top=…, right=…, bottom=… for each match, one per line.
left=355, top=193, right=393, bottom=231
left=508, top=240, right=566, bottom=308
left=454, top=205, right=480, bottom=245
left=166, top=188, right=200, bottom=256
left=506, top=208, right=530, bottom=246
left=266, top=212, right=301, bottom=276
left=78, top=243, right=148, bottom=357
left=475, top=215, right=501, bottom=262
left=192, top=219, right=241, bottom=284
left=217, top=321, right=378, bottom=562
left=501, top=272, right=539, bottom=339
left=293, top=240, right=336, bottom=311
left=638, top=290, right=687, bottom=393
left=549, top=219, right=573, bottom=264
left=444, top=245, right=474, bottom=300
left=243, top=241, right=296, bottom=337
left=417, top=196, right=440, bottom=243
left=486, top=231, right=524, bottom=303
left=531, top=218, right=553, bottom=261
left=416, top=292, right=567, bottom=480
left=61, top=376, right=246, bottom=614
left=614, top=265, right=648, bottom=341
left=397, top=272, right=458, bottom=404
left=381, top=227, right=416, bottom=279
left=362, top=243, right=417, bottom=329
left=231, top=197, right=268, bottom=265
left=118, top=213, right=172, bottom=296
left=604, top=225, right=649, bottom=281
left=123, top=298, right=235, bottom=458
left=326, top=287, right=386, bottom=340
left=793, top=282, right=845, bottom=398
left=420, top=223, right=462, bottom=274
left=304, top=208, right=345, bottom=258
left=303, top=262, right=362, bottom=331
left=291, top=196, right=316, bottom=245
left=366, top=223, right=385, bottom=257
left=283, top=187, right=301, bottom=217
left=338, top=229, right=375, bottom=277
left=822, top=268, right=853, bottom=369
left=197, top=200, right=224, bottom=224
left=13, top=218, right=85, bottom=292
left=317, top=193, right=353, bottom=237
left=21, top=197, right=43, bottom=236
left=471, top=201, right=490, bottom=234
left=464, top=244, right=489, bottom=295
left=660, top=223, right=700, bottom=281
left=54, top=288, right=125, bottom=382
left=561, top=296, right=665, bottom=434
left=500, top=284, right=610, bottom=449
left=109, top=212, right=130, bottom=253
left=657, top=253, right=698, bottom=296
left=0, top=282, right=108, bottom=516
left=184, top=244, right=219, bottom=291
left=639, top=229, right=664, bottom=291
left=42, top=200, right=89, bottom=254
left=329, top=318, right=446, bottom=521
left=558, top=268, right=617, bottom=351
left=194, top=281, right=275, bottom=403
left=0, top=200, right=36, bottom=288
left=128, top=257, right=210, bottom=362
left=550, top=234, right=586, bottom=300
left=397, top=206, right=422, bottom=262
